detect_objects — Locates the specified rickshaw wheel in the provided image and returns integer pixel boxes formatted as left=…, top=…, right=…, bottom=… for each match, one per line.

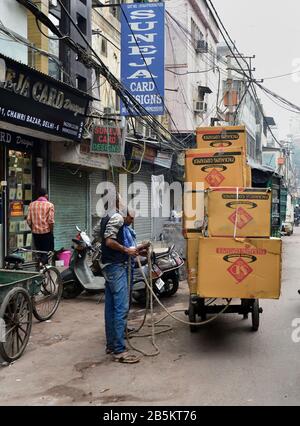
left=32, top=266, right=63, bottom=322
left=0, top=287, right=32, bottom=362
left=251, top=300, right=260, bottom=331
left=188, top=303, right=198, bottom=333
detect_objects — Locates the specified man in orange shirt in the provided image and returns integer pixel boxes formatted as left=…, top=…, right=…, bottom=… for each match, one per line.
left=27, top=188, right=55, bottom=264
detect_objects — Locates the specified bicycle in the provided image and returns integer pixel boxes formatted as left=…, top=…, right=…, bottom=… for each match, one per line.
left=4, top=248, right=63, bottom=322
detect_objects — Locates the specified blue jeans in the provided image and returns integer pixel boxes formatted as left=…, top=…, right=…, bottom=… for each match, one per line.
left=102, top=263, right=129, bottom=354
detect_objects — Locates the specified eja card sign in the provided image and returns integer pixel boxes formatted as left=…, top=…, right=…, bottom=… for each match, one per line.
left=120, top=2, right=165, bottom=116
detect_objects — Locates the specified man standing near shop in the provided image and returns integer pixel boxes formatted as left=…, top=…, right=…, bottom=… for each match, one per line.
left=100, top=206, right=142, bottom=364
left=27, top=188, right=55, bottom=264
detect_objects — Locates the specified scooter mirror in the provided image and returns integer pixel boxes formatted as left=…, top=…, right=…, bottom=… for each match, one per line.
left=81, top=231, right=92, bottom=246
left=76, top=225, right=82, bottom=232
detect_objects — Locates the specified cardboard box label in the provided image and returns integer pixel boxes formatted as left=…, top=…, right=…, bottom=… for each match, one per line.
left=196, top=125, right=246, bottom=150
left=216, top=246, right=268, bottom=284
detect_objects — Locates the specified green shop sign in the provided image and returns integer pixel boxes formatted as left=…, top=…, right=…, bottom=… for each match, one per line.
left=91, top=125, right=122, bottom=154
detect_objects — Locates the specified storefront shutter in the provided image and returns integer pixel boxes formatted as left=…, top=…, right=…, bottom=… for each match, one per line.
left=151, top=172, right=173, bottom=241
left=49, top=163, right=88, bottom=250
left=133, top=164, right=152, bottom=243
left=89, top=170, right=107, bottom=231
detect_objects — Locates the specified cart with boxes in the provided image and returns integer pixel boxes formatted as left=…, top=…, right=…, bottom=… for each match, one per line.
left=184, top=125, right=282, bottom=332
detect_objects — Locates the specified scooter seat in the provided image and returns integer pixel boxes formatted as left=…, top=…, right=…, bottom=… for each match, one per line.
left=5, top=254, right=25, bottom=264
left=154, top=248, right=170, bottom=258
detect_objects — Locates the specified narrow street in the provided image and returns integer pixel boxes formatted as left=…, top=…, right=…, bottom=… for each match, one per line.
left=1, top=230, right=300, bottom=406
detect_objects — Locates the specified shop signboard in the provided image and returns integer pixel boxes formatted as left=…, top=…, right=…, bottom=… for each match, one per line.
left=51, top=140, right=109, bottom=170
left=131, top=145, right=156, bottom=163
left=0, top=53, right=92, bottom=141
left=91, top=125, right=123, bottom=154
left=0, top=129, right=35, bottom=150
left=120, top=2, right=165, bottom=116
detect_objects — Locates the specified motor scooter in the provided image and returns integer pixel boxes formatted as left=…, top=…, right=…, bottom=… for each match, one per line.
left=61, top=227, right=105, bottom=299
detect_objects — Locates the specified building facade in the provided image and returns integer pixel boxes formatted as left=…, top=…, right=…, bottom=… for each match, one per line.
left=165, top=0, right=220, bottom=133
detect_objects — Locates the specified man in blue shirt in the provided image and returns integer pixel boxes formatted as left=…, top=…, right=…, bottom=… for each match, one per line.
left=100, top=208, right=148, bottom=363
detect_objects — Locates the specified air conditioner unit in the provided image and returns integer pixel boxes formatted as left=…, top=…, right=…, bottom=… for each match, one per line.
left=195, top=40, right=208, bottom=53
left=49, top=0, right=58, bottom=6
left=194, top=101, right=207, bottom=113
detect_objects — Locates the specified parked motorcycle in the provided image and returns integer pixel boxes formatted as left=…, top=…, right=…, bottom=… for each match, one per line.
left=154, top=244, right=184, bottom=296
left=61, top=227, right=168, bottom=303
left=130, top=244, right=184, bottom=305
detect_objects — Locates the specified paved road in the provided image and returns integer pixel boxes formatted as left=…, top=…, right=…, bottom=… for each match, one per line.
left=1, top=230, right=300, bottom=406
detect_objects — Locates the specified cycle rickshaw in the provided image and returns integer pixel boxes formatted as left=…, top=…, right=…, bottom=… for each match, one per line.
left=0, top=249, right=63, bottom=362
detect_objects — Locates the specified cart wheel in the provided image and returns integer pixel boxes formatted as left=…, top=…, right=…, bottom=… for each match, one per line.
left=251, top=300, right=260, bottom=331
left=32, top=266, right=63, bottom=322
left=188, top=303, right=198, bottom=333
left=0, top=287, right=32, bottom=362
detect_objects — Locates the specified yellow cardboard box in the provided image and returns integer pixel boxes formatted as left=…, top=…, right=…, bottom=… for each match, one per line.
left=186, top=236, right=202, bottom=294
left=185, top=148, right=247, bottom=190
left=245, top=164, right=252, bottom=187
left=183, top=189, right=205, bottom=232
left=196, top=125, right=246, bottom=151
left=207, top=187, right=272, bottom=238
left=197, top=237, right=282, bottom=299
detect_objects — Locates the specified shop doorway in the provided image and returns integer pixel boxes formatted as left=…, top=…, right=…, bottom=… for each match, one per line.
left=7, top=150, right=33, bottom=261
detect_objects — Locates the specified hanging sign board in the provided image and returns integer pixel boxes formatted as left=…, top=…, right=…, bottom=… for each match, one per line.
left=120, top=2, right=165, bottom=116
left=91, top=125, right=123, bottom=154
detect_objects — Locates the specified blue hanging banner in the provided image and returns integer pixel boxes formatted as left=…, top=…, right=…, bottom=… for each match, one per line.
left=120, top=2, right=165, bottom=116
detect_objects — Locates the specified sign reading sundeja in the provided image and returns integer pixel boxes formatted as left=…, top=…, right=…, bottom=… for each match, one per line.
left=91, top=126, right=122, bottom=154
left=120, top=2, right=165, bottom=116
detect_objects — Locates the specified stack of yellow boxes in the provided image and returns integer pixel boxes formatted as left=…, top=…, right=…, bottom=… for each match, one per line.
left=184, top=125, right=282, bottom=300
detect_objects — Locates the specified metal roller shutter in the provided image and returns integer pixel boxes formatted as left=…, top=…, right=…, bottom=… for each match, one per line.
left=49, top=163, right=88, bottom=250
left=152, top=172, right=172, bottom=241
left=133, top=164, right=152, bottom=243
left=89, top=170, right=107, bottom=231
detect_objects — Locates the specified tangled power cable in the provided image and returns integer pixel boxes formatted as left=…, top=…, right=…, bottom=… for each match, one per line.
left=125, top=247, right=232, bottom=358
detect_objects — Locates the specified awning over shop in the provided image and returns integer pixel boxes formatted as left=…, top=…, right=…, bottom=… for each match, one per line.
left=248, top=158, right=283, bottom=186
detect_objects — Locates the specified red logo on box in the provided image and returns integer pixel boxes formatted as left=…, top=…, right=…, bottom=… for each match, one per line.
left=205, top=169, right=225, bottom=186
left=227, top=258, right=253, bottom=283
left=228, top=207, right=253, bottom=229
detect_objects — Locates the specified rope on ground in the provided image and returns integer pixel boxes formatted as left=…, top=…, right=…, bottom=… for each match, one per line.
left=125, top=245, right=232, bottom=358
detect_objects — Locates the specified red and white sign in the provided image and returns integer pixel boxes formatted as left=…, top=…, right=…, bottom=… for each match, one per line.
left=227, top=258, right=253, bottom=283
left=228, top=207, right=253, bottom=229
